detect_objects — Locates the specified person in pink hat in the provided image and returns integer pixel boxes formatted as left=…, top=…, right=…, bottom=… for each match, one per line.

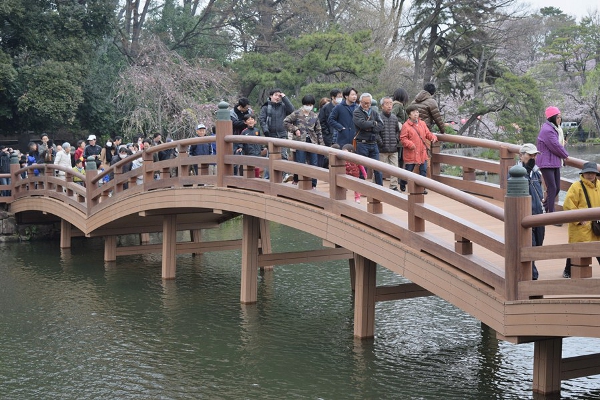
left=536, top=106, right=569, bottom=215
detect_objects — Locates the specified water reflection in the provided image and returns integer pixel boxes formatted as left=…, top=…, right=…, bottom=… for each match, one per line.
left=1, top=224, right=600, bottom=398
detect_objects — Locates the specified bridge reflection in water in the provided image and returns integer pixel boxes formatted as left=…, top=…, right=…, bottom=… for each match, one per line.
left=2, top=103, right=600, bottom=396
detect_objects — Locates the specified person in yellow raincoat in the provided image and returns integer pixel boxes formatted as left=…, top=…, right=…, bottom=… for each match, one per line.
left=562, top=161, right=600, bottom=278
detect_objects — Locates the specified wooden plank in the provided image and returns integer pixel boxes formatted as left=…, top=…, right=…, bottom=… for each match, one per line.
left=115, top=239, right=242, bottom=256
left=518, top=278, right=600, bottom=298
left=522, top=242, right=600, bottom=262
left=257, top=248, right=353, bottom=267
left=375, top=283, right=433, bottom=302
left=561, top=353, right=600, bottom=380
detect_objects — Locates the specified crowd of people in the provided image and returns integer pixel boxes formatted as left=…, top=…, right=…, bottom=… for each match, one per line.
left=229, top=84, right=444, bottom=190
left=1, top=90, right=598, bottom=281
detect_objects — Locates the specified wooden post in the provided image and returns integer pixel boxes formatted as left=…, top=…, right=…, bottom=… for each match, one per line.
left=162, top=215, right=177, bottom=279
left=191, top=229, right=202, bottom=257
left=104, top=235, right=117, bottom=262
left=84, top=159, right=98, bottom=212
left=533, top=338, right=562, bottom=394
left=328, top=152, right=347, bottom=203
left=455, top=234, right=473, bottom=255
left=349, top=254, right=356, bottom=292
left=499, top=145, right=514, bottom=193
left=60, top=219, right=72, bottom=249
left=571, top=257, right=592, bottom=279
left=140, top=232, right=150, bottom=244
left=268, top=142, right=283, bottom=186
left=258, top=218, right=273, bottom=270
left=504, top=165, right=532, bottom=301
left=241, top=215, right=259, bottom=304
left=430, top=141, right=441, bottom=177
left=407, top=181, right=425, bottom=232
left=353, top=253, right=376, bottom=339
left=215, top=100, right=233, bottom=187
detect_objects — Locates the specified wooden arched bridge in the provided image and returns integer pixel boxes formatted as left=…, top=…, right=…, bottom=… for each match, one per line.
left=1, top=107, right=600, bottom=395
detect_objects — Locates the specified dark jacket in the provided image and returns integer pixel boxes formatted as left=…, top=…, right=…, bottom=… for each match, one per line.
left=0, top=151, right=10, bottom=174
left=84, top=144, right=102, bottom=168
left=230, top=107, right=253, bottom=135
left=109, top=153, right=133, bottom=181
left=258, top=97, right=294, bottom=137
left=328, top=102, right=358, bottom=147
left=392, top=101, right=407, bottom=125
left=352, top=107, right=383, bottom=145
left=235, top=127, right=265, bottom=157
left=318, top=101, right=336, bottom=146
left=189, top=141, right=212, bottom=156
left=412, top=90, right=445, bottom=133
left=379, top=111, right=400, bottom=153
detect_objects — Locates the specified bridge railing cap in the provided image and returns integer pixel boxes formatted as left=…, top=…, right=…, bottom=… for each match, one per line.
left=507, top=165, right=528, bottom=197
left=216, top=100, right=230, bottom=121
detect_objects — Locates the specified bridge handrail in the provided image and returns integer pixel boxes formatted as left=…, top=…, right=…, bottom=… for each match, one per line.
left=225, top=134, right=506, bottom=221
left=5, top=131, right=600, bottom=300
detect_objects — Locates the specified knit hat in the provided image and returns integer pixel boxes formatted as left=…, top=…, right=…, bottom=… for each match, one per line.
left=545, top=106, right=560, bottom=119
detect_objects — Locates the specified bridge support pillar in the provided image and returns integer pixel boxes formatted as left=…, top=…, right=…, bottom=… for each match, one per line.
left=104, top=235, right=117, bottom=262
left=533, top=338, right=562, bottom=395
left=60, top=219, right=72, bottom=249
left=259, top=218, right=273, bottom=270
left=353, top=254, right=376, bottom=339
left=191, top=229, right=202, bottom=257
left=162, top=215, right=177, bottom=279
left=241, top=215, right=259, bottom=304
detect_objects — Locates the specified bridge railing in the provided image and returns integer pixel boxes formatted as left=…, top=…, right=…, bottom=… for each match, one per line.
left=3, top=127, right=600, bottom=300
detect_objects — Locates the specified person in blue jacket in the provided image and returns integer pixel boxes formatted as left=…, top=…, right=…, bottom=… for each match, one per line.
left=518, top=143, right=544, bottom=280
left=328, top=87, right=358, bottom=147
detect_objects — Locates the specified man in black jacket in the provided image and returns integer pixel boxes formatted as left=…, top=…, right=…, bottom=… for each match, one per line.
left=378, top=97, right=401, bottom=191
left=259, top=88, right=294, bottom=181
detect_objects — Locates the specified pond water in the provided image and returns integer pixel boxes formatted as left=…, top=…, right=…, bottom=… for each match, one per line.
left=1, top=220, right=600, bottom=399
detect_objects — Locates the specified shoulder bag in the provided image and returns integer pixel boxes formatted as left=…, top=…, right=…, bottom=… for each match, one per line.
left=580, top=180, right=600, bottom=236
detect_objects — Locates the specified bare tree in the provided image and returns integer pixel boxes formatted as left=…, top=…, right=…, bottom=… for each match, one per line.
left=114, top=37, right=232, bottom=140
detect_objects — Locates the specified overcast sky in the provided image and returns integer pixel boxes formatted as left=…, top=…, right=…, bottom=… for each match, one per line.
left=524, top=0, right=598, bottom=20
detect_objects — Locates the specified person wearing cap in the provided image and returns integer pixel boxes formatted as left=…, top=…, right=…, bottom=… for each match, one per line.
left=536, top=106, right=569, bottom=214
left=189, top=123, right=212, bottom=175
left=53, top=142, right=72, bottom=177
left=561, top=161, right=600, bottom=278
left=518, top=143, right=544, bottom=280
left=83, top=134, right=102, bottom=168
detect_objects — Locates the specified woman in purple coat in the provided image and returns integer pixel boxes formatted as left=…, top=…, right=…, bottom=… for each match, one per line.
left=536, top=106, right=569, bottom=213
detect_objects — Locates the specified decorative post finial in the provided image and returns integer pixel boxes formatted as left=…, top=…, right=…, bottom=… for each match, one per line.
left=216, top=100, right=230, bottom=121
left=86, top=156, right=97, bottom=171
left=507, top=165, right=528, bottom=197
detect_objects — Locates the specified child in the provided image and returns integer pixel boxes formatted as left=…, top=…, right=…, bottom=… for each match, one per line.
left=235, top=114, right=267, bottom=178
left=342, top=144, right=367, bottom=203
left=72, top=158, right=85, bottom=186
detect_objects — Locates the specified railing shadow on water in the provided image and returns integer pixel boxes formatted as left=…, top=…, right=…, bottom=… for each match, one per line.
left=2, top=133, right=600, bottom=301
